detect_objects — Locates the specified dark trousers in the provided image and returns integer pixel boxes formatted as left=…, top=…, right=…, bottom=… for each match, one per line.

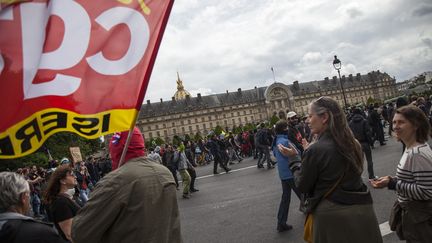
left=213, top=155, right=228, bottom=173
left=168, top=166, right=179, bottom=188
left=361, top=142, right=375, bottom=179
left=277, top=179, right=301, bottom=225
left=187, top=168, right=197, bottom=190
left=257, top=144, right=271, bottom=166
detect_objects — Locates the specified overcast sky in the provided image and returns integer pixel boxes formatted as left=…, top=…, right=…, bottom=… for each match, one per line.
left=144, top=0, right=432, bottom=102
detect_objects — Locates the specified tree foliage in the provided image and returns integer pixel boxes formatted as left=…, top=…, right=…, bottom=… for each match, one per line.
left=0, top=132, right=102, bottom=171
left=270, top=114, right=280, bottom=127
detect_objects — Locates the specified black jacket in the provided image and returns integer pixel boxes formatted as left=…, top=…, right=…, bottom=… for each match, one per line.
left=294, top=132, right=372, bottom=213
left=0, top=212, right=66, bottom=243
left=349, top=114, right=373, bottom=144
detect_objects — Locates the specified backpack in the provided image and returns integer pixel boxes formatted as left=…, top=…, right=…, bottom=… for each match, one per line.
left=257, top=129, right=268, bottom=145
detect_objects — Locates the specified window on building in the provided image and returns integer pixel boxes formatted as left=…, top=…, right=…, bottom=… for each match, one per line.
left=156, top=131, right=160, bottom=137
left=201, top=117, right=205, bottom=122
left=203, top=124, right=206, bottom=129
left=223, top=114, right=226, bottom=118
left=250, top=116, right=254, bottom=121
left=173, top=128, right=176, bottom=134
left=237, top=111, right=240, bottom=116
left=163, top=124, right=166, bottom=128
left=243, top=111, right=246, bottom=115
left=149, top=132, right=153, bottom=138
left=196, top=124, right=199, bottom=130
left=181, top=120, right=184, bottom=125
left=189, top=126, right=192, bottom=132
left=164, top=130, right=167, bottom=136
left=147, top=125, right=151, bottom=131
left=188, top=119, right=191, bottom=124
left=232, top=119, right=235, bottom=125
left=181, top=127, right=185, bottom=132
left=224, top=120, right=227, bottom=126
left=238, top=117, right=241, bottom=123
left=172, top=122, right=175, bottom=127
left=208, top=116, right=211, bottom=121
left=155, top=124, right=159, bottom=129
left=210, top=122, right=213, bottom=128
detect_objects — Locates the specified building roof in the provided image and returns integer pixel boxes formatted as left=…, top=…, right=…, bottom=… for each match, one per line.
left=139, top=70, right=393, bottom=118
left=139, top=87, right=267, bottom=118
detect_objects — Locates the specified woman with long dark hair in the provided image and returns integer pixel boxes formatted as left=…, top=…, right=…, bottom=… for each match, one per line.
left=44, top=165, right=81, bottom=242
left=279, top=96, right=382, bottom=243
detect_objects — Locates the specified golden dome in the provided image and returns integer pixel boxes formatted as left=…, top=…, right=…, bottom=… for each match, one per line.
left=174, top=72, right=191, bottom=100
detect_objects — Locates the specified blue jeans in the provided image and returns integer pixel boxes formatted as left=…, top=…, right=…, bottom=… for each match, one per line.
left=277, top=179, right=301, bottom=225
left=30, top=192, right=41, bottom=216
left=79, top=188, right=90, bottom=203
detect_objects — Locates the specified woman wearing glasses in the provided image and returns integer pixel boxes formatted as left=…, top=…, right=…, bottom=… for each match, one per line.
left=279, top=96, right=381, bottom=243
left=44, top=165, right=81, bottom=242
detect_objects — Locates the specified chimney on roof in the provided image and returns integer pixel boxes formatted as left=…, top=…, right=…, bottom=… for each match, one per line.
left=356, top=73, right=361, bottom=81
left=293, top=80, right=299, bottom=90
left=349, top=74, right=353, bottom=81
left=160, top=98, right=163, bottom=103
left=146, top=100, right=150, bottom=105
left=186, top=94, right=190, bottom=100
left=342, top=75, right=346, bottom=82
left=226, top=90, right=229, bottom=94
left=197, top=93, right=201, bottom=99
left=238, top=88, right=241, bottom=92
left=332, top=76, right=337, bottom=82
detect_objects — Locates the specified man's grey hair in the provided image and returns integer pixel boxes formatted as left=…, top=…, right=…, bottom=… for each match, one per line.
left=0, top=172, right=30, bottom=213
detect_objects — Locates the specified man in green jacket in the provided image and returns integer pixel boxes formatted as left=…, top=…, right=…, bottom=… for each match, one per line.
left=72, top=127, right=182, bottom=243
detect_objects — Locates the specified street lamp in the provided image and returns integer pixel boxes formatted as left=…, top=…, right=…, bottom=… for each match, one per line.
left=332, top=55, right=348, bottom=109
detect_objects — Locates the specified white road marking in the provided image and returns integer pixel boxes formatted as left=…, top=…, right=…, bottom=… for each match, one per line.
left=196, top=165, right=259, bottom=180
left=379, top=221, right=393, bottom=236
left=194, top=164, right=395, bottom=238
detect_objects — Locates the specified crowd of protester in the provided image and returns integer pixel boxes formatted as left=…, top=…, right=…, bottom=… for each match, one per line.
left=1, top=94, right=431, bottom=242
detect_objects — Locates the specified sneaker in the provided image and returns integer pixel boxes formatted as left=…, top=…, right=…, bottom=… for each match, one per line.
left=257, top=164, right=264, bottom=169
left=190, top=188, right=199, bottom=193
left=213, top=171, right=219, bottom=175
left=182, top=194, right=190, bottom=199
left=225, top=168, right=232, bottom=173
left=277, top=224, right=293, bottom=232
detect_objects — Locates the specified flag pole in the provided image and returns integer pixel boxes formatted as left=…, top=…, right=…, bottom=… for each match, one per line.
left=271, top=67, right=276, bottom=83
left=116, top=0, right=175, bottom=168
left=117, top=111, right=140, bottom=168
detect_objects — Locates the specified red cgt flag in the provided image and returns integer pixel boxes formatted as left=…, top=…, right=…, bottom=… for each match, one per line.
left=0, top=0, right=174, bottom=158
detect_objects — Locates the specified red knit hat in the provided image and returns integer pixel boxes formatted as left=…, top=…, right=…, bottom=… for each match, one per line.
left=109, top=127, right=145, bottom=170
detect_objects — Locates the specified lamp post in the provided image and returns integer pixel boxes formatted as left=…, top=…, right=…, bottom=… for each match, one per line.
left=332, top=55, right=348, bottom=109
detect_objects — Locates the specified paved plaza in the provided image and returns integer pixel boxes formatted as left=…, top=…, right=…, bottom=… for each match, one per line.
left=177, top=133, right=414, bottom=243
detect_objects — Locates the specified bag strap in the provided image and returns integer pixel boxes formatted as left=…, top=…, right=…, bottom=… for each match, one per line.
left=324, top=170, right=345, bottom=198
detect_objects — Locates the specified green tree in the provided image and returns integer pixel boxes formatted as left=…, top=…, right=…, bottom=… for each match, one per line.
left=194, top=132, right=203, bottom=142
left=172, top=136, right=181, bottom=147
left=0, top=132, right=102, bottom=171
left=270, top=114, right=280, bottom=127
left=214, top=125, right=223, bottom=135
left=243, top=123, right=256, bottom=131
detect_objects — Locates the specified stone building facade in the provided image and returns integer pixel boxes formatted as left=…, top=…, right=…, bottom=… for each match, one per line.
left=138, top=70, right=398, bottom=141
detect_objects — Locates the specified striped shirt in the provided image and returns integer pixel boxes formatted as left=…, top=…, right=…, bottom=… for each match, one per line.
left=396, top=143, right=432, bottom=202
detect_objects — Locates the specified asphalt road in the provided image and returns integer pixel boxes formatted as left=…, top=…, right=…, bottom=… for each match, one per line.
left=176, top=133, right=418, bottom=243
